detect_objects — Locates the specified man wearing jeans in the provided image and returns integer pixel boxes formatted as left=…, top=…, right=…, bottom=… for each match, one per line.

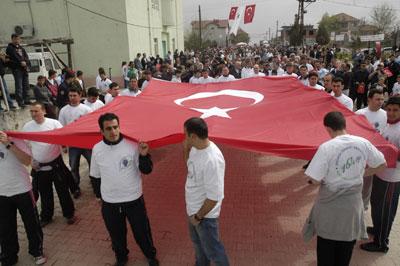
left=58, top=86, right=92, bottom=198
left=183, top=117, right=229, bottom=266
left=6, top=34, right=30, bottom=108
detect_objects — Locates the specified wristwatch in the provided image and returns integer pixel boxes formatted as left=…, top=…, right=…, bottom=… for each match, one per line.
left=5, top=141, right=14, bottom=150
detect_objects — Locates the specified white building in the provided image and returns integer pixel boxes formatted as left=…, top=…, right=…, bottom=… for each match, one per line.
left=0, top=0, right=184, bottom=81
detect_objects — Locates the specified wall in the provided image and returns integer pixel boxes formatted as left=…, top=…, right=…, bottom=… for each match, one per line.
left=0, top=0, right=184, bottom=83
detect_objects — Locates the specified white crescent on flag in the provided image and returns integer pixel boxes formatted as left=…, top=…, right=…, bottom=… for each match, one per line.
left=174, top=89, right=264, bottom=119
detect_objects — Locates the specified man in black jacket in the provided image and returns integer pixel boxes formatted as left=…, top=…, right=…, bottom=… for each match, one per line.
left=6, top=34, right=30, bottom=107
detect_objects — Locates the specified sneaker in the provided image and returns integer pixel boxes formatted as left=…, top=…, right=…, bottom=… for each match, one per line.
left=360, top=242, right=389, bottom=253
left=40, top=219, right=52, bottom=228
left=73, top=189, right=81, bottom=199
left=148, top=258, right=159, bottom=266
left=367, top=226, right=374, bottom=235
left=34, top=255, right=47, bottom=265
left=66, top=216, right=77, bottom=225
left=9, top=105, right=18, bottom=110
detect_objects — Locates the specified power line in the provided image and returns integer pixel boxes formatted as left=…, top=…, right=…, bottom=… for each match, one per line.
left=319, top=0, right=400, bottom=12
left=66, top=0, right=183, bottom=30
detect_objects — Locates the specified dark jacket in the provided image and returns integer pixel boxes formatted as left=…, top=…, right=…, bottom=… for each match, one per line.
left=6, top=43, right=30, bottom=70
left=56, top=81, right=70, bottom=108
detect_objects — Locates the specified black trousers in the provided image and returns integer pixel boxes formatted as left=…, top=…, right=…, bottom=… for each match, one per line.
left=32, top=156, right=78, bottom=201
left=101, top=196, right=156, bottom=261
left=33, top=165, right=75, bottom=221
left=317, top=236, right=356, bottom=266
left=0, top=191, right=43, bottom=264
left=370, top=175, right=400, bottom=248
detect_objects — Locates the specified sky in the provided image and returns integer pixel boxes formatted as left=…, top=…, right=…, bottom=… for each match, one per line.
left=182, top=0, right=400, bottom=42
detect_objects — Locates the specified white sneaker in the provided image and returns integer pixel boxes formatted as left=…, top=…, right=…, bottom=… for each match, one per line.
left=34, top=255, right=47, bottom=265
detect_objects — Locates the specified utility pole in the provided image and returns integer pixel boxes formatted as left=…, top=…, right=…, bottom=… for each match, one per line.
left=198, top=5, right=202, bottom=50
left=297, top=0, right=316, bottom=45
left=276, top=20, right=279, bottom=45
left=268, top=27, right=271, bottom=41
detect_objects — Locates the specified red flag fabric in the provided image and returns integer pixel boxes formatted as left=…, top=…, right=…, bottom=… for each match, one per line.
left=7, top=77, right=398, bottom=167
left=244, top=4, right=256, bottom=24
left=228, top=7, right=238, bottom=20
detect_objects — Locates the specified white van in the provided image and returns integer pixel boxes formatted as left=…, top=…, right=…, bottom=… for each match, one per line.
left=3, top=52, right=62, bottom=95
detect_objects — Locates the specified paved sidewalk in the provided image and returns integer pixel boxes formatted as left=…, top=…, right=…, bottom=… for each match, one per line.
left=14, top=144, right=400, bottom=265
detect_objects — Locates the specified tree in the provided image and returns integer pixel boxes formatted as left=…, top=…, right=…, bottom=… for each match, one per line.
left=319, top=13, right=340, bottom=33
left=370, top=3, right=397, bottom=33
left=184, top=30, right=212, bottom=51
left=289, top=19, right=302, bottom=46
left=230, top=30, right=250, bottom=44
left=316, top=23, right=330, bottom=45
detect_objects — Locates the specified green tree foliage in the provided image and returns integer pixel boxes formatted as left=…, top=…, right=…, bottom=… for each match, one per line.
left=230, top=31, right=250, bottom=44
left=289, top=20, right=302, bottom=46
left=319, top=13, right=340, bottom=33
left=184, top=30, right=212, bottom=51
left=316, top=23, right=330, bottom=45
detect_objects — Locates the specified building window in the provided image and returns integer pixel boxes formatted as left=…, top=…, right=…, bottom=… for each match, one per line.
left=151, top=0, right=159, bottom=10
left=172, top=38, right=176, bottom=52
left=154, top=38, right=159, bottom=55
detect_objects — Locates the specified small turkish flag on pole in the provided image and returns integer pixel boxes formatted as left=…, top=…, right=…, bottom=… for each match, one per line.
left=228, top=7, right=238, bottom=20
left=244, top=4, right=256, bottom=24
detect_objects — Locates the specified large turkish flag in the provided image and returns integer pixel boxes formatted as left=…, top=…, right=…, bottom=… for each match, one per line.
left=244, top=4, right=256, bottom=24
left=228, top=7, right=238, bottom=20
left=8, top=77, right=398, bottom=166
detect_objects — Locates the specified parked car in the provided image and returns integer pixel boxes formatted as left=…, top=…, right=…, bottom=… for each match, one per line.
left=3, top=52, right=62, bottom=95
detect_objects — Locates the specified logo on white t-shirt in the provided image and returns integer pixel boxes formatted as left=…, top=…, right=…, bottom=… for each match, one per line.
left=119, top=156, right=133, bottom=170
left=335, top=146, right=365, bottom=178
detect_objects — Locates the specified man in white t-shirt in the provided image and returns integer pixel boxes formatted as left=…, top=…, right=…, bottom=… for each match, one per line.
left=84, top=87, right=105, bottom=111
left=0, top=130, right=47, bottom=265
left=308, top=71, right=325, bottom=91
left=361, top=97, right=400, bottom=253
left=90, top=113, right=159, bottom=266
left=198, top=69, right=216, bottom=84
left=189, top=70, right=201, bottom=84
left=120, top=78, right=141, bottom=97
left=217, top=66, right=236, bottom=82
left=141, top=70, right=152, bottom=91
left=22, top=102, right=76, bottom=227
left=58, top=87, right=93, bottom=199
left=183, top=117, right=229, bottom=266
left=331, top=77, right=353, bottom=111
left=298, top=65, right=309, bottom=86
left=97, top=72, right=112, bottom=102
left=304, top=111, right=386, bottom=266
left=104, top=82, right=120, bottom=105
left=282, top=62, right=298, bottom=77
left=355, top=88, right=386, bottom=210
left=391, top=74, right=400, bottom=96
left=252, top=64, right=266, bottom=77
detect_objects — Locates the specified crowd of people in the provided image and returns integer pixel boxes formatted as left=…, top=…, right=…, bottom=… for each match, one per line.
left=1, top=31, right=400, bottom=266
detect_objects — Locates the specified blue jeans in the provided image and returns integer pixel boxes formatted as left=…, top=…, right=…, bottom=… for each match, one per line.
left=68, top=147, right=91, bottom=190
left=0, top=76, right=14, bottom=109
left=188, top=218, right=229, bottom=266
left=12, top=69, right=29, bottom=105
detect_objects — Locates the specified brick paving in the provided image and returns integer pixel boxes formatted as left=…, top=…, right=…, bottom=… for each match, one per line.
left=14, top=143, right=400, bottom=266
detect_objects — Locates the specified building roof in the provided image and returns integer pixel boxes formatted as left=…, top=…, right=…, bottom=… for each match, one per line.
left=191, top=19, right=229, bottom=29
left=331, top=13, right=359, bottom=23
